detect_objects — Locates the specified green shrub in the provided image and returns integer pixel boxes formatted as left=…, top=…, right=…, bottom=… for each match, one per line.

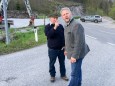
left=0, top=25, right=47, bottom=55
left=16, top=2, right=21, bottom=10
left=86, top=7, right=104, bottom=16
left=74, top=16, right=80, bottom=19
left=96, top=9, right=104, bottom=16
left=86, top=7, right=96, bottom=15
left=109, top=7, right=115, bottom=20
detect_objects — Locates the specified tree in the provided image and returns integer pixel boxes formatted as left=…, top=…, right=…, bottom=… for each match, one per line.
left=109, top=2, right=115, bottom=19
left=100, top=0, right=109, bottom=15
left=16, top=1, right=21, bottom=10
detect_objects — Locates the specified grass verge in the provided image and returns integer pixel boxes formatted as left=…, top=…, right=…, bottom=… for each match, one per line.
left=0, top=25, right=47, bottom=55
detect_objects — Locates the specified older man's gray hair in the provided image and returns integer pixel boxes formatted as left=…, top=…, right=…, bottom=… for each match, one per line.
left=60, top=7, right=71, bottom=14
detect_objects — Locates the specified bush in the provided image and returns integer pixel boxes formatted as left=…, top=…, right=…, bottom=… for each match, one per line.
left=74, top=16, right=80, bottom=19
left=86, top=7, right=96, bottom=15
left=16, top=2, right=21, bottom=10
left=96, top=9, right=104, bottom=16
left=0, top=26, right=47, bottom=55
left=109, top=7, right=115, bottom=20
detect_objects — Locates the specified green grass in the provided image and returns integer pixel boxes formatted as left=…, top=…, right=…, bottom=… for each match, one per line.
left=0, top=25, right=47, bottom=55
left=74, top=16, right=81, bottom=19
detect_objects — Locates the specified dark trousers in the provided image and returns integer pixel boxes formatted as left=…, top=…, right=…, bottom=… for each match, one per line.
left=48, top=48, right=66, bottom=77
left=68, top=58, right=83, bottom=86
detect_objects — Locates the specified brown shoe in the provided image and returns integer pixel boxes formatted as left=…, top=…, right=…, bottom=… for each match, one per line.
left=61, top=76, right=69, bottom=81
left=50, top=77, right=55, bottom=82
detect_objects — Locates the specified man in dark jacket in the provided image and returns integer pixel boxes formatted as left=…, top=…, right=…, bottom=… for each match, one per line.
left=44, top=14, right=68, bottom=82
left=60, top=7, right=90, bottom=86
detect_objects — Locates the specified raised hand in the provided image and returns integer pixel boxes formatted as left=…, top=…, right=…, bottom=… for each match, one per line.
left=54, top=20, right=59, bottom=30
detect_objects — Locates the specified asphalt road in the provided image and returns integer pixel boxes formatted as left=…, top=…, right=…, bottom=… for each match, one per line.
left=81, top=21, right=115, bottom=45
left=0, top=19, right=115, bottom=86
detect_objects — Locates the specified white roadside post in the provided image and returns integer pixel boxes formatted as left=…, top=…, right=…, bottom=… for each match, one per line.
left=3, top=0, right=10, bottom=44
left=33, top=26, right=38, bottom=42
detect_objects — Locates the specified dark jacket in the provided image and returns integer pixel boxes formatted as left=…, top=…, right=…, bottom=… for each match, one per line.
left=44, top=23, right=65, bottom=50
left=64, top=19, right=90, bottom=59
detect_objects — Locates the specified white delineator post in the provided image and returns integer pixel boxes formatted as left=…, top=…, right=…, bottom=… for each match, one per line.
left=33, top=26, right=38, bottom=42
left=3, top=0, right=10, bottom=44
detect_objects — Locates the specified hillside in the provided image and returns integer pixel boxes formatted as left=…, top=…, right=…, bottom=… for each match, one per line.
left=3, top=0, right=115, bottom=19
left=7, top=0, right=79, bottom=15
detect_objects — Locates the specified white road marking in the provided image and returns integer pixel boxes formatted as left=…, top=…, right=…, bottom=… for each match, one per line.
left=86, top=35, right=97, bottom=39
left=85, top=26, right=115, bottom=35
left=107, top=42, right=115, bottom=46
left=99, top=30, right=115, bottom=35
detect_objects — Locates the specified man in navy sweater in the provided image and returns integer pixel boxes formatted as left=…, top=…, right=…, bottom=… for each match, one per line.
left=44, top=14, right=68, bottom=82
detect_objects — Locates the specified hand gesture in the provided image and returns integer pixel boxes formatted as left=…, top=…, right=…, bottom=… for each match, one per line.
left=64, top=51, right=67, bottom=56
left=70, top=57, right=76, bottom=63
left=54, top=20, right=59, bottom=30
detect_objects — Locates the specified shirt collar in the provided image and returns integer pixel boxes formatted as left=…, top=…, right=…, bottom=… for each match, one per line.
left=66, top=18, right=74, bottom=27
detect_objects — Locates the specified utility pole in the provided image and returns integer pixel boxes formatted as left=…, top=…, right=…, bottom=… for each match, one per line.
left=3, top=0, right=10, bottom=44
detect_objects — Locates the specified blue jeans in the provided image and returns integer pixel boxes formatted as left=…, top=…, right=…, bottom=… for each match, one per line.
left=48, top=48, right=66, bottom=77
left=68, top=58, right=83, bottom=86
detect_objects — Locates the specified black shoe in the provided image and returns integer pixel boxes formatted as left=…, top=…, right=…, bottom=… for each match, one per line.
left=78, top=83, right=82, bottom=86
left=61, top=76, right=69, bottom=81
left=50, top=77, right=55, bottom=82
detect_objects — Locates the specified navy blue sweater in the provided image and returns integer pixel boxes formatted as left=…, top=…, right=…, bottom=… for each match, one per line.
left=44, top=23, right=65, bottom=50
